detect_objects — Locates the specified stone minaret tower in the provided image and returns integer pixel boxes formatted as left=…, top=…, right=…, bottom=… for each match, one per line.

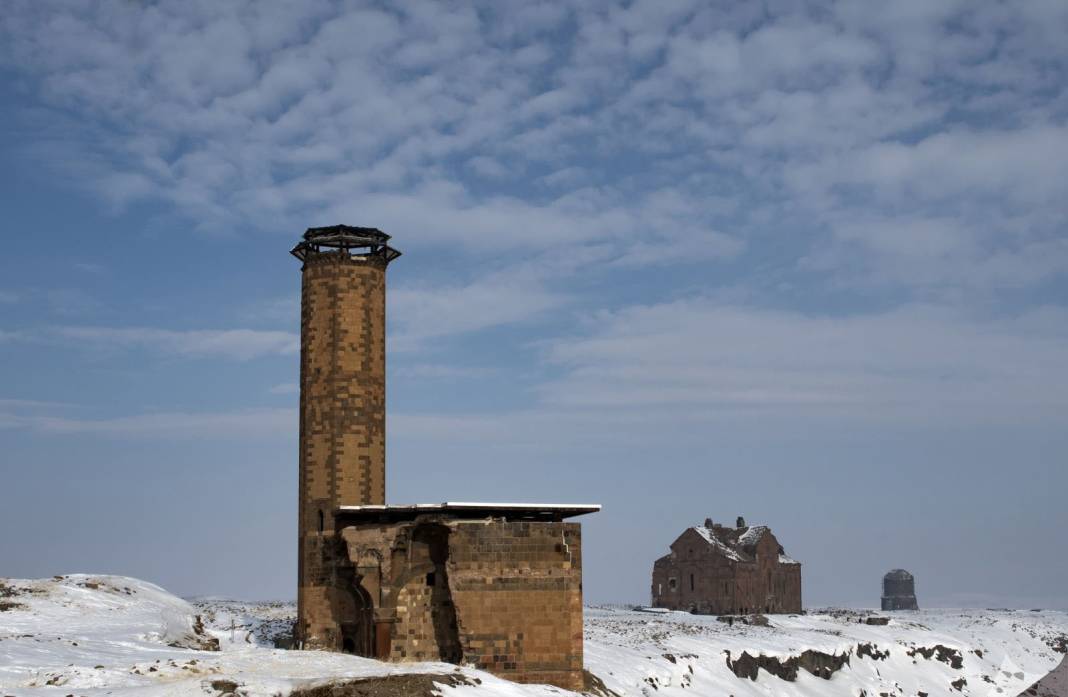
left=291, top=225, right=401, bottom=647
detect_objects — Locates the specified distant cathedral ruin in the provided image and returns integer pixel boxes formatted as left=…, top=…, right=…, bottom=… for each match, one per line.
left=651, top=517, right=802, bottom=615
left=292, top=225, right=596, bottom=690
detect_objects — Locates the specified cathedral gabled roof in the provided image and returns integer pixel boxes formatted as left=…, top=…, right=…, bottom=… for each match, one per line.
left=676, top=522, right=801, bottom=566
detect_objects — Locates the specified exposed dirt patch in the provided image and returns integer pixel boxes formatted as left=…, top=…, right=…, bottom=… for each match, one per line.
left=289, top=673, right=475, bottom=697
left=0, top=600, right=26, bottom=612
left=907, top=644, right=964, bottom=669
left=857, top=643, right=890, bottom=660
left=210, top=678, right=241, bottom=693
left=75, top=578, right=135, bottom=596
left=584, top=669, right=623, bottom=697
left=167, top=614, right=220, bottom=651
left=727, top=649, right=850, bottom=681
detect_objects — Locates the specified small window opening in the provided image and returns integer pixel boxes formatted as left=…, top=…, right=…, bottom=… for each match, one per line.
left=426, top=572, right=436, bottom=587
left=669, top=577, right=677, bottom=591
left=318, top=509, right=324, bottom=533
left=690, top=574, right=695, bottom=591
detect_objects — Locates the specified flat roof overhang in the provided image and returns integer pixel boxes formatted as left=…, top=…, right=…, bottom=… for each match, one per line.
left=334, top=501, right=601, bottom=524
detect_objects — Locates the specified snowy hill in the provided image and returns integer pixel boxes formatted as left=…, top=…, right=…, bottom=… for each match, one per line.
left=2, top=575, right=1066, bottom=696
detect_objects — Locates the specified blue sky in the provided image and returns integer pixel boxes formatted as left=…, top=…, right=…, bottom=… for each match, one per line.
left=1, top=0, right=1067, bottom=608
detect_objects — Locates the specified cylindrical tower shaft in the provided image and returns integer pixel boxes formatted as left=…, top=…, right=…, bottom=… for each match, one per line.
left=292, top=225, right=400, bottom=648
left=300, top=252, right=387, bottom=513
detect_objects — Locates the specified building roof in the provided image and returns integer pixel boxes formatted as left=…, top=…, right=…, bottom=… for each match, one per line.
left=334, top=501, right=601, bottom=523
left=884, top=568, right=914, bottom=580
left=682, top=522, right=801, bottom=566
left=290, top=224, right=402, bottom=263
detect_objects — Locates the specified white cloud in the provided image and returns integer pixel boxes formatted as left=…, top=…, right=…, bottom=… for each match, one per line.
left=46, top=326, right=298, bottom=360
left=393, top=363, right=494, bottom=380
left=1, top=0, right=1066, bottom=356
left=0, top=398, right=75, bottom=409
left=537, top=299, right=1068, bottom=421
left=390, top=278, right=565, bottom=351
left=0, top=407, right=295, bottom=438
left=2, top=0, right=1059, bottom=309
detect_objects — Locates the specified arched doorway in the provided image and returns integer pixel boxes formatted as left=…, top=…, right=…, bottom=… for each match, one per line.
left=340, top=583, right=375, bottom=658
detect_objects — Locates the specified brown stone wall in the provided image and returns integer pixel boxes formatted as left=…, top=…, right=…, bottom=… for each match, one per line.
left=297, top=250, right=389, bottom=647
left=336, top=517, right=585, bottom=691
left=447, top=520, right=584, bottom=690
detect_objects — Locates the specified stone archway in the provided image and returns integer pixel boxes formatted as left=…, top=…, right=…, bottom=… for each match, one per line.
left=340, top=583, right=375, bottom=658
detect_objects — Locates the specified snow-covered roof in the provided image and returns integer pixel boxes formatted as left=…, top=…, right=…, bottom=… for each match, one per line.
left=334, top=502, right=601, bottom=522
left=682, top=522, right=800, bottom=566
left=737, top=525, right=769, bottom=548
left=692, top=526, right=745, bottom=562
left=884, top=568, right=914, bottom=580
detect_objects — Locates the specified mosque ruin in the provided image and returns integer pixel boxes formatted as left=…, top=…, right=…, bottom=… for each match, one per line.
left=291, top=225, right=597, bottom=690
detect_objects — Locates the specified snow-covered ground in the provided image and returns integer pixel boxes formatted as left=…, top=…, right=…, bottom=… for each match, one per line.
left=586, top=606, right=1067, bottom=696
left=2, top=575, right=1066, bottom=697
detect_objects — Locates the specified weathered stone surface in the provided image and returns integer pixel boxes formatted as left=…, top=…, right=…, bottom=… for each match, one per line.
left=651, top=521, right=802, bottom=615
left=297, top=249, right=390, bottom=650
left=327, top=516, right=586, bottom=690
left=881, top=569, right=919, bottom=611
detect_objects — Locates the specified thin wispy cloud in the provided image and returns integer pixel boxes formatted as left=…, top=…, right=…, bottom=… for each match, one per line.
left=0, top=406, right=295, bottom=438
left=36, top=326, right=299, bottom=360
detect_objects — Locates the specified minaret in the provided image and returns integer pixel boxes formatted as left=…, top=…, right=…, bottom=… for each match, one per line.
left=291, top=225, right=401, bottom=647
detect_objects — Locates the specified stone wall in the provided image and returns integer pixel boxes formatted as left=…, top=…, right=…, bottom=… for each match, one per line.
left=297, top=250, right=389, bottom=647
left=335, top=516, right=586, bottom=691
left=881, top=570, right=919, bottom=611
left=651, top=528, right=802, bottom=614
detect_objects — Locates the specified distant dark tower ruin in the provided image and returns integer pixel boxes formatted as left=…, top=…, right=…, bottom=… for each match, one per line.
left=291, top=225, right=401, bottom=646
left=881, top=568, right=919, bottom=611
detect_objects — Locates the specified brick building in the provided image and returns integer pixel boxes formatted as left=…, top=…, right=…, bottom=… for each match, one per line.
left=291, top=226, right=597, bottom=690
left=651, top=517, right=802, bottom=615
